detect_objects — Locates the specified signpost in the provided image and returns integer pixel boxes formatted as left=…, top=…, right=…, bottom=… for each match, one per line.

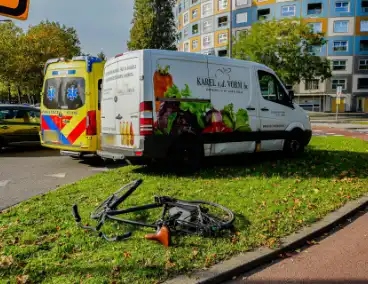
left=336, top=86, right=342, bottom=121
left=0, top=0, right=29, bottom=21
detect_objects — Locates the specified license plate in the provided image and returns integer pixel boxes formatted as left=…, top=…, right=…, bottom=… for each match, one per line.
left=44, top=130, right=59, bottom=142
left=104, top=135, right=115, bottom=145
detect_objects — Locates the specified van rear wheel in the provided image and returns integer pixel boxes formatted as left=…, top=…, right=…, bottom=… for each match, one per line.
left=169, top=137, right=203, bottom=173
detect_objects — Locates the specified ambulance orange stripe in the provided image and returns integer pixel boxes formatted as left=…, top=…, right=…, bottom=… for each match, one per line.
left=67, top=117, right=87, bottom=144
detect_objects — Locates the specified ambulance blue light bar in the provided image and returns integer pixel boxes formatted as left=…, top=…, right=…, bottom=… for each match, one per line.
left=51, top=70, right=77, bottom=76
left=72, top=56, right=102, bottom=73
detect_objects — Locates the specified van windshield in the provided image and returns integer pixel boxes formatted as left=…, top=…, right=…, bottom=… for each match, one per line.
left=43, top=77, right=85, bottom=110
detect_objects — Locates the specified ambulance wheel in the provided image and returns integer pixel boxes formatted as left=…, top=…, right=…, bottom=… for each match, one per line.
left=169, top=136, right=203, bottom=173
left=283, top=129, right=305, bottom=157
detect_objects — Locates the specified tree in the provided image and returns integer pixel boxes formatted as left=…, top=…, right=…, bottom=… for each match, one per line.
left=97, top=51, right=107, bottom=61
left=18, top=20, right=82, bottom=99
left=232, top=18, right=332, bottom=86
left=0, top=22, right=24, bottom=102
left=127, top=0, right=177, bottom=51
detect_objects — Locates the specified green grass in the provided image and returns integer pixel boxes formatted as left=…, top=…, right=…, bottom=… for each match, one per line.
left=350, top=121, right=368, bottom=125
left=1, top=137, right=368, bottom=284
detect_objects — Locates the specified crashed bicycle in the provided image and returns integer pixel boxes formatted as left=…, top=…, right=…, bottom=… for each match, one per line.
left=72, top=179, right=235, bottom=246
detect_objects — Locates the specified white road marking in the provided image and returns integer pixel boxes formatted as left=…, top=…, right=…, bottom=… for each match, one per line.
left=0, top=180, right=10, bottom=187
left=327, top=133, right=336, bottom=135
left=45, top=173, right=66, bottom=178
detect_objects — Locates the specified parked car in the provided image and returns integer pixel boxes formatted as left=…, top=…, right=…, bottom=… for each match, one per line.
left=0, top=104, right=41, bottom=149
left=98, top=49, right=312, bottom=168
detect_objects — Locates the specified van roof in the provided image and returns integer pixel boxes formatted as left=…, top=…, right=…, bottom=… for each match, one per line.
left=110, top=49, right=273, bottom=72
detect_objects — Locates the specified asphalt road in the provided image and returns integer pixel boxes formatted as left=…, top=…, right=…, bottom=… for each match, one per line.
left=227, top=212, right=368, bottom=284
left=0, top=144, right=124, bottom=211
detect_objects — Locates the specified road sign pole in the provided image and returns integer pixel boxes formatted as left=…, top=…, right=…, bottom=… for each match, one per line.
left=336, top=86, right=342, bottom=122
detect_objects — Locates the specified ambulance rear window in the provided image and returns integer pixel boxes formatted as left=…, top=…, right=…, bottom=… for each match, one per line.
left=43, top=77, right=85, bottom=110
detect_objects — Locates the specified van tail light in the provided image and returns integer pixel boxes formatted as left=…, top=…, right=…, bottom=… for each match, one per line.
left=139, top=101, right=153, bottom=136
left=86, top=110, right=97, bottom=136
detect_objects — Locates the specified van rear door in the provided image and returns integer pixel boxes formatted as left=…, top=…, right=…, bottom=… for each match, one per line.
left=101, top=53, right=142, bottom=150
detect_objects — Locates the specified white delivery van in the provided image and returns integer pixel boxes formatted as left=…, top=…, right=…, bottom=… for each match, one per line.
left=98, top=49, right=312, bottom=168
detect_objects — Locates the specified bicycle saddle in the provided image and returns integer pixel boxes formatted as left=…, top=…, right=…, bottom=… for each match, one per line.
left=144, top=225, right=171, bottom=247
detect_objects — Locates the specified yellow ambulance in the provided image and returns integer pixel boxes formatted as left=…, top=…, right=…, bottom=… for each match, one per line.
left=40, top=56, right=105, bottom=157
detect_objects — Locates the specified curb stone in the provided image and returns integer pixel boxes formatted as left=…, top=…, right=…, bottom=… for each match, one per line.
left=165, top=195, right=368, bottom=284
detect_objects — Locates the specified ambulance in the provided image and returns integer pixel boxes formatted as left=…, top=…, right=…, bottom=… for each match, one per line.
left=98, top=50, right=312, bottom=168
left=40, top=56, right=105, bottom=157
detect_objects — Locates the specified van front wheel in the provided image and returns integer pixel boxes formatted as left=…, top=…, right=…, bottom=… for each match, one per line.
left=283, top=131, right=305, bottom=157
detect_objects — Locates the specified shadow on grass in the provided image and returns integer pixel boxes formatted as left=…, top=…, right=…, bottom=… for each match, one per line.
left=133, top=148, right=368, bottom=180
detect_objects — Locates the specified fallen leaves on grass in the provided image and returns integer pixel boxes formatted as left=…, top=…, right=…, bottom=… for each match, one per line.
left=0, top=255, right=14, bottom=268
left=123, top=251, right=131, bottom=259
left=15, top=274, right=29, bottom=284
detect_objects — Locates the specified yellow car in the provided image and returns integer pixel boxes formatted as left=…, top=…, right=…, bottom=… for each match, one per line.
left=0, top=104, right=40, bottom=149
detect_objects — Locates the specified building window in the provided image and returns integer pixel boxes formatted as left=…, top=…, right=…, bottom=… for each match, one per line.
left=184, top=42, right=190, bottom=52
left=361, top=20, right=368, bottom=32
left=281, top=5, right=296, bottom=17
left=218, top=16, right=228, bottom=27
left=332, top=79, right=346, bottom=90
left=183, top=12, right=189, bottom=26
left=192, top=0, right=199, bottom=5
left=305, top=79, right=319, bottom=90
left=333, top=20, right=349, bottom=33
left=203, top=35, right=211, bottom=48
left=218, top=0, right=228, bottom=11
left=236, top=29, right=248, bottom=39
left=192, top=39, right=199, bottom=50
left=178, top=2, right=182, bottom=13
left=202, top=2, right=212, bottom=17
left=192, top=8, right=198, bottom=19
left=333, top=40, right=348, bottom=51
left=218, top=32, right=228, bottom=44
left=203, top=20, right=212, bottom=33
left=359, top=59, right=368, bottom=70
left=192, top=24, right=199, bottom=34
left=309, top=22, right=322, bottom=33
left=362, top=0, right=368, bottom=13
left=335, top=1, right=349, bottom=12
left=178, top=32, right=182, bottom=41
left=360, top=40, right=368, bottom=51
left=236, top=12, right=248, bottom=24
left=332, top=60, right=347, bottom=71
left=257, top=9, right=271, bottom=21
left=307, top=3, right=322, bottom=15
left=184, top=27, right=189, bottom=37
left=236, top=0, right=248, bottom=6
left=358, top=78, right=368, bottom=89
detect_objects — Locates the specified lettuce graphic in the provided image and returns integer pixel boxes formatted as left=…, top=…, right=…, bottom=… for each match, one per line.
left=166, top=112, right=178, bottom=134
left=235, top=108, right=251, bottom=132
left=221, top=103, right=236, bottom=129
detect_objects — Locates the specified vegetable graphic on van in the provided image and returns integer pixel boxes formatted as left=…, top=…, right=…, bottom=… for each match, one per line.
left=154, top=64, right=173, bottom=111
left=154, top=80, right=251, bottom=135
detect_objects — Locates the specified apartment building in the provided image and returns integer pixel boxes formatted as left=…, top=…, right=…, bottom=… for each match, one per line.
left=174, top=0, right=368, bottom=113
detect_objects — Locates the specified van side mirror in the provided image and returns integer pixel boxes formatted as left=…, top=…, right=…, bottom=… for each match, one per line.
left=288, top=90, right=294, bottom=101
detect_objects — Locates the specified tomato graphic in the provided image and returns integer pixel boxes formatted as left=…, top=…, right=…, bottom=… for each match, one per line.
left=153, top=65, right=173, bottom=111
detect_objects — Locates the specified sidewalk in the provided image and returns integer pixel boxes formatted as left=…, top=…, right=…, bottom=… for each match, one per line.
left=228, top=212, right=368, bottom=283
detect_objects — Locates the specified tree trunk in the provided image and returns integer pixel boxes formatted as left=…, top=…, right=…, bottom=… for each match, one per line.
left=7, top=83, right=11, bottom=103
left=17, top=86, right=22, bottom=104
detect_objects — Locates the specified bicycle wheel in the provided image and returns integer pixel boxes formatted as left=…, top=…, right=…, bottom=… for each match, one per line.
left=164, top=199, right=235, bottom=236
left=90, top=179, right=143, bottom=220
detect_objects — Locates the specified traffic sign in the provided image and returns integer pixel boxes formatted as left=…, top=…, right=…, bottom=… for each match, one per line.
left=0, top=0, right=29, bottom=20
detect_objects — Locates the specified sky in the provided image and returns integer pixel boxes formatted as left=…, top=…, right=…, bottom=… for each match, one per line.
left=0, top=0, right=135, bottom=58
